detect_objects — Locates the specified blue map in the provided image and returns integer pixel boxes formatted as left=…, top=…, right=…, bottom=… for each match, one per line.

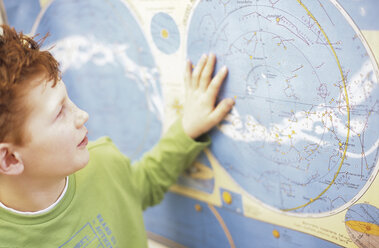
left=187, top=0, right=379, bottom=215
left=338, top=0, right=379, bottom=30
left=144, top=192, right=341, bottom=248
left=346, top=204, right=379, bottom=226
left=151, top=12, right=180, bottom=54
left=32, top=0, right=163, bottom=160
left=2, top=0, right=40, bottom=33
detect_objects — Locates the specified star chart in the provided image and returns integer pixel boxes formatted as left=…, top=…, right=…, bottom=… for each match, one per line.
left=187, top=0, right=379, bottom=216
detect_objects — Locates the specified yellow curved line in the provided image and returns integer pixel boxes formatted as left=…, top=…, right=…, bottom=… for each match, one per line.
left=346, top=220, right=379, bottom=236
left=282, top=0, right=350, bottom=212
left=208, top=204, right=236, bottom=248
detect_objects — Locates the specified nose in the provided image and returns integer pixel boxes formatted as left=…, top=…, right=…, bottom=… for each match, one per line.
left=74, top=106, right=89, bottom=129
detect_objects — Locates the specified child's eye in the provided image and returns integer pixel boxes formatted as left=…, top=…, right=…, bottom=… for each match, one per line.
left=57, top=106, right=64, bottom=118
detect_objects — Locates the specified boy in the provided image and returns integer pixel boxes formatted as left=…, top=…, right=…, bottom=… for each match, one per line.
left=0, top=25, right=234, bottom=247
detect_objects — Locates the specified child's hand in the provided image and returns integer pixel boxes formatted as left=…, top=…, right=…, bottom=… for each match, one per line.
left=182, top=53, right=235, bottom=139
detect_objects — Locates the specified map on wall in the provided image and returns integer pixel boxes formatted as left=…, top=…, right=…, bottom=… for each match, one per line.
left=4, top=0, right=379, bottom=247
left=187, top=0, right=379, bottom=216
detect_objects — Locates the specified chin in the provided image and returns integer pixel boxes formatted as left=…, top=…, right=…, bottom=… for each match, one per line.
left=81, top=152, right=90, bottom=167
left=75, top=151, right=90, bottom=171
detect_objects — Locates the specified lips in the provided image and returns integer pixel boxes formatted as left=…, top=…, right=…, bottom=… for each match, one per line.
left=78, top=133, right=88, bottom=148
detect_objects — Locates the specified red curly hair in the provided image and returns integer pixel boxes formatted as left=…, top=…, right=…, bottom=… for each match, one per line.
left=0, top=25, right=61, bottom=145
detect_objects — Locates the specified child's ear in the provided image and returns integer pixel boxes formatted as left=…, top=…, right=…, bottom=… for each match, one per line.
left=0, top=144, right=24, bottom=175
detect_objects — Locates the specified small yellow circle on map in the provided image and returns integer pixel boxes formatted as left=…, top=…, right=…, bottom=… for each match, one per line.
left=161, top=29, right=169, bottom=39
left=222, top=191, right=232, bottom=205
left=272, top=229, right=280, bottom=238
left=195, top=204, right=202, bottom=212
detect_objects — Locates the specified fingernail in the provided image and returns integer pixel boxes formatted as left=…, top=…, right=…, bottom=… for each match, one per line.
left=222, top=66, right=228, bottom=72
left=201, top=54, right=207, bottom=60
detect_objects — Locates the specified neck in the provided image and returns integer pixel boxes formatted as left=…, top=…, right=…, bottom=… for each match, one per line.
left=0, top=175, right=67, bottom=212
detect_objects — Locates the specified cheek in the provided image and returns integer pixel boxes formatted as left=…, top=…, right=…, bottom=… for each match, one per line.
left=44, top=129, right=76, bottom=154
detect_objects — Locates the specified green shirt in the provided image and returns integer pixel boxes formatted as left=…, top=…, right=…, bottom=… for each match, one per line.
left=0, top=120, right=209, bottom=248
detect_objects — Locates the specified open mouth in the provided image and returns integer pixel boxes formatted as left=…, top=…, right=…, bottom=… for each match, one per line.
left=78, top=135, right=88, bottom=148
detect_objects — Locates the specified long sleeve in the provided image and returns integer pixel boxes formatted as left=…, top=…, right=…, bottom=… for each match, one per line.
left=131, top=118, right=210, bottom=210
left=0, top=120, right=209, bottom=248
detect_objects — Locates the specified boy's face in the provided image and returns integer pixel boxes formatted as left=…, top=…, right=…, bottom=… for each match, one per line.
left=16, top=78, right=89, bottom=179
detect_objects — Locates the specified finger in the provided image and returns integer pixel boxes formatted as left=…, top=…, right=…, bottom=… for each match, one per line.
left=207, top=66, right=228, bottom=103
left=192, top=54, right=208, bottom=88
left=199, top=53, right=216, bottom=91
left=184, top=60, right=192, bottom=89
left=208, top=98, right=235, bottom=126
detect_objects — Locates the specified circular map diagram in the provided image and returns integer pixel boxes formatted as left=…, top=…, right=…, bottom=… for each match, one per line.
left=187, top=0, right=379, bottom=215
left=151, top=12, right=180, bottom=54
left=33, top=0, right=163, bottom=160
left=345, top=204, right=379, bottom=248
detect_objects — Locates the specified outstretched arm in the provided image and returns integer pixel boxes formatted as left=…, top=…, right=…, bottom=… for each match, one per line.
left=131, top=54, right=234, bottom=209
left=182, top=53, right=235, bottom=139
